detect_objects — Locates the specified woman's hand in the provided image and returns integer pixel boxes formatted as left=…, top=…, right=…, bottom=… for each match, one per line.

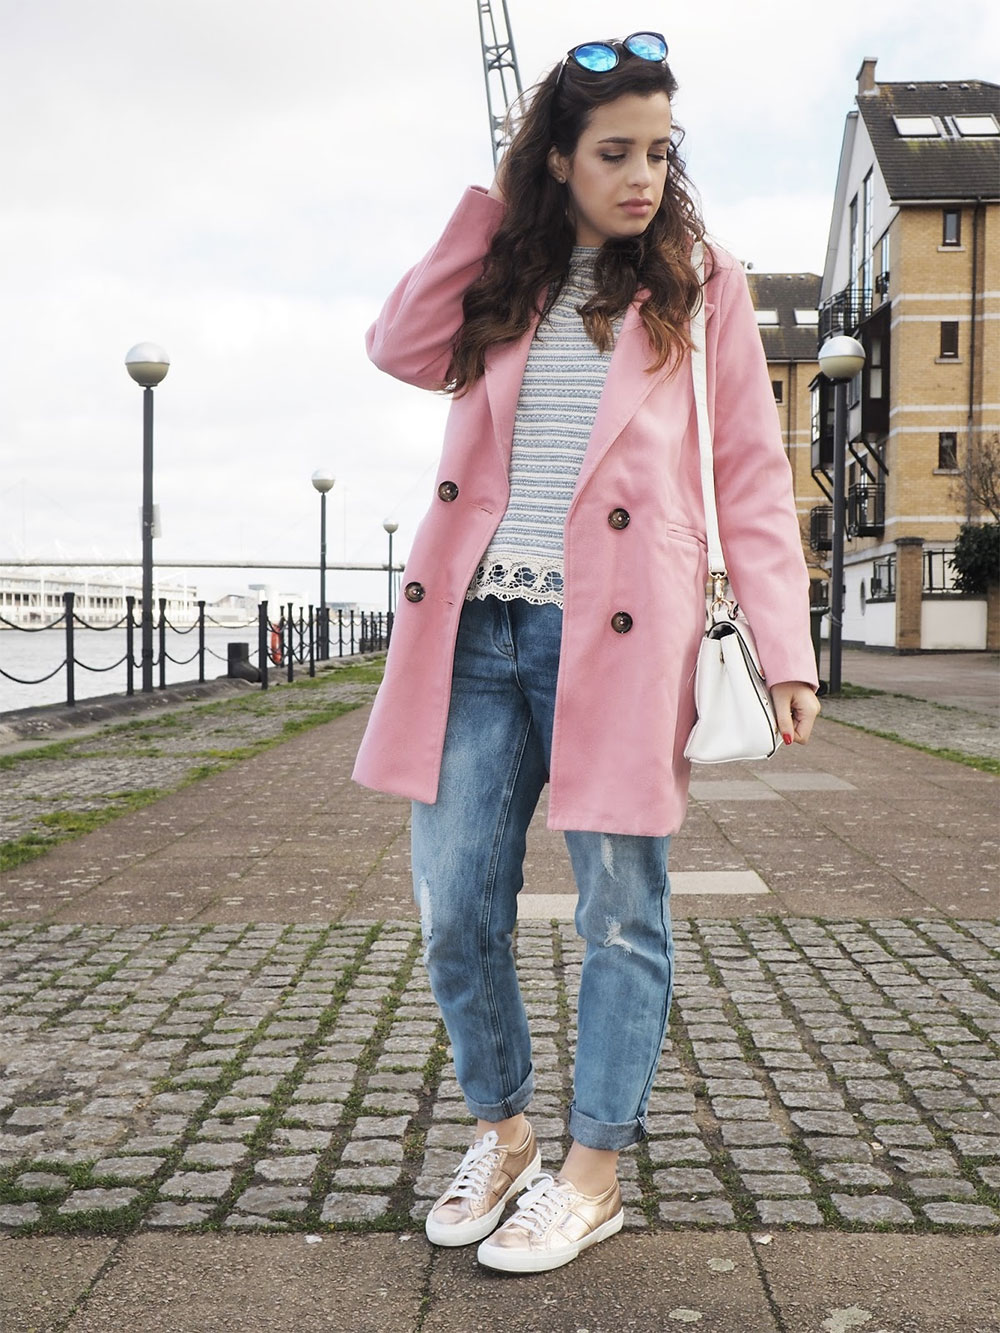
left=770, top=681, right=821, bottom=747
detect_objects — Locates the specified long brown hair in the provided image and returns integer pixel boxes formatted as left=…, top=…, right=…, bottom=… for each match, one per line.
left=446, top=52, right=707, bottom=394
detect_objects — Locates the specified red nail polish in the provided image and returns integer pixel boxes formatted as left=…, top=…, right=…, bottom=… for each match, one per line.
left=782, top=733, right=793, bottom=746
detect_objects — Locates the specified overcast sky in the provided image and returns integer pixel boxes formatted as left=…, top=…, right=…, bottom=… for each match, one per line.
left=2, top=0, right=997, bottom=608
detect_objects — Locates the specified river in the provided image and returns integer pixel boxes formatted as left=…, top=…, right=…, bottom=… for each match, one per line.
left=0, top=623, right=263, bottom=714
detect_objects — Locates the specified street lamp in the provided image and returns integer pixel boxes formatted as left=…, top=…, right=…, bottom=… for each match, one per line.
left=382, top=519, right=399, bottom=626
left=818, top=334, right=866, bottom=695
left=312, top=469, right=335, bottom=657
left=125, top=342, right=170, bottom=693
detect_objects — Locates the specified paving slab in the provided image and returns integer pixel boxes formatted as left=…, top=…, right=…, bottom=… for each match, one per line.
left=3, top=651, right=998, bottom=928
left=423, top=1233, right=779, bottom=1333
left=0, top=1236, right=118, bottom=1333
left=50, top=1233, right=427, bottom=1332
left=758, top=1232, right=1000, bottom=1333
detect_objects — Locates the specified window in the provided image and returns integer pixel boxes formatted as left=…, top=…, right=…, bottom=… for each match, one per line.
left=869, top=336, right=883, bottom=399
left=938, top=432, right=958, bottom=470
left=862, top=171, right=873, bottom=296
left=870, top=555, right=895, bottom=599
left=755, top=309, right=779, bottom=325
left=771, top=379, right=783, bottom=404
left=925, top=548, right=960, bottom=593
left=794, top=309, right=818, bottom=325
left=953, top=114, right=999, bottom=137
left=848, top=195, right=859, bottom=305
left=942, top=209, right=961, bottom=245
left=940, top=321, right=959, bottom=358
left=893, top=115, right=939, bottom=136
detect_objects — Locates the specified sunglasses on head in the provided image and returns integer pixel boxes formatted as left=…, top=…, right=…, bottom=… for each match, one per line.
left=559, top=31, right=668, bottom=80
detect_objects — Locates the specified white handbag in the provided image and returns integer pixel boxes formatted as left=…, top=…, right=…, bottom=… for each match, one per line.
left=683, top=243, right=780, bottom=765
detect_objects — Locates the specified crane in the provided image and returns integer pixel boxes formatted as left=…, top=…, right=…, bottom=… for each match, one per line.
left=476, top=0, right=523, bottom=166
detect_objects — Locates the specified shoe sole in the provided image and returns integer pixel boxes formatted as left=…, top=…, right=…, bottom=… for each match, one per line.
left=476, top=1207, right=624, bottom=1273
left=424, top=1150, right=542, bottom=1248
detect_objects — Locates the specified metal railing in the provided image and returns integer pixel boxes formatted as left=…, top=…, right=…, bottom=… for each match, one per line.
left=0, top=593, right=390, bottom=709
left=809, top=506, right=833, bottom=552
left=847, top=483, right=885, bottom=537
left=818, top=285, right=874, bottom=343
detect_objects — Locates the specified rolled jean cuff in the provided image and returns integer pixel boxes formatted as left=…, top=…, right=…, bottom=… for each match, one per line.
left=463, top=1064, right=535, bottom=1123
left=568, top=1102, right=647, bottom=1151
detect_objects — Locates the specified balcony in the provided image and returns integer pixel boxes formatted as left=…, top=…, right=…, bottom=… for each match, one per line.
left=810, top=506, right=833, bottom=552
left=819, top=286, right=873, bottom=343
left=848, top=482, right=885, bottom=537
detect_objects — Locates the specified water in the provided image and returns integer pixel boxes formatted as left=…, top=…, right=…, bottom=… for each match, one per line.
left=0, top=623, right=263, bottom=715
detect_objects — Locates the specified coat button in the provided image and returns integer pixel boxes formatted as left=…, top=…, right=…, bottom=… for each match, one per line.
left=437, top=480, right=459, bottom=502
left=610, top=611, right=633, bottom=634
left=608, top=507, right=630, bottom=530
left=404, top=582, right=426, bottom=603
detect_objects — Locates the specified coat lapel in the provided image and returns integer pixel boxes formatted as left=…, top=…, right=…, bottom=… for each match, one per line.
left=483, top=293, right=717, bottom=491
left=570, top=295, right=717, bottom=501
left=483, top=313, right=540, bottom=472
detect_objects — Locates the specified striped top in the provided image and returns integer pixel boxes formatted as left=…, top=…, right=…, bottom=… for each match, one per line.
left=469, top=247, right=618, bottom=607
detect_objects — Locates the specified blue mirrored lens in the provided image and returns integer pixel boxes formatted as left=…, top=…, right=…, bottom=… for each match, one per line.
left=625, top=32, right=667, bottom=61
left=572, top=43, right=619, bottom=72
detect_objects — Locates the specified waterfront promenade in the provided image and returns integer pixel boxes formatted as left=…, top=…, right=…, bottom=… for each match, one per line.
left=1, top=652, right=998, bottom=1331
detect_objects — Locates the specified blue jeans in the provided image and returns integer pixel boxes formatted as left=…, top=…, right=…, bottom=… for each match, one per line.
left=411, top=595, right=674, bottom=1151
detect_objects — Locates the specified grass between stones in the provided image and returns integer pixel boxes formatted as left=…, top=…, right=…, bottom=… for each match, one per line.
left=824, top=679, right=1000, bottom=774
left=0, top=789, right=165, bottom=872
left=740, top=914, right=999, bottom=1232
left=0, top=922, right=383, bottom=1236
left=0, top=658, right=385, bottom=872
left=1, top=915, right=996, bottom=1239
left=824, top=718, right=1000, bottom=776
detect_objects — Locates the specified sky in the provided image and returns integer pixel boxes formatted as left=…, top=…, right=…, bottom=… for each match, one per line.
left=1, top=0, right=997, bottom=609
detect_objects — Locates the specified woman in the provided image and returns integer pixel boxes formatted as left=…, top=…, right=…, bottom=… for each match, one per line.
left=354, top=32, right=820, bottom=1273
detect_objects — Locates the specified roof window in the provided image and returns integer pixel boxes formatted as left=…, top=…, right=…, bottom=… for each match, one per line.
left=794, top=309, right=819, bottom=325
left=953, top=114, right=999, bottom=137
left=893, top=115, right=939, bottom=136
left=754, top=310, right=779, bottom=325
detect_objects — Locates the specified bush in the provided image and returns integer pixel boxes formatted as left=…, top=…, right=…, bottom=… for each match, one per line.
left=950, top=523, right=1000, bottom=594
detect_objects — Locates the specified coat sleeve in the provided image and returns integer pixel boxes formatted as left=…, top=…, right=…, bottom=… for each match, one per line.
left=706, top=253, right=819, bottom=689
left=365, top=187, right=506, bottom=391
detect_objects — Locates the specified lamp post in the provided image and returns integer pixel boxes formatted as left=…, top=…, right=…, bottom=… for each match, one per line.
left=312, top=469, right=335, bottom=657
left=125, top=342, right=170, bottom=693
left=382, top=519, right=398, bottom=625
left=818, top=334, right=866, bottom=695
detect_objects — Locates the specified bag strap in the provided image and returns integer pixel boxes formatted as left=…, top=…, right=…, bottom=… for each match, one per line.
left=690, top=242, right=727, bottom=583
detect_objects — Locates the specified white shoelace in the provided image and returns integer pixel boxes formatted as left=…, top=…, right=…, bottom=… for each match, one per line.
left=508, top=1173, right=571, bottom=1236
left=446, top=1130, right=502, bottom=1201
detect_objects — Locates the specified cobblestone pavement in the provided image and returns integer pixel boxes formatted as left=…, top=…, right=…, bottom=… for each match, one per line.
left=820, top=692, right=1000, bottom=762
left=2, top=915, right=997, bottom=1237
left=0, top=663, right=382, bottom=847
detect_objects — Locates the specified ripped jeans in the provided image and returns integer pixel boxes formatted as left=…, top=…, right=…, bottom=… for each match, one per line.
left=411, top=595, right=673, bottom=1152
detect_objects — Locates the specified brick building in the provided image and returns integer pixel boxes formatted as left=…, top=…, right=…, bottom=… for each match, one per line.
left=746, top=272, right=826, bottom=595
left=809, top=58, right=999, bottom=651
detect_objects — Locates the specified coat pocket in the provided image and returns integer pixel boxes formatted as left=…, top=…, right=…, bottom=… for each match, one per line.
left=665, top=522, right=708, bottom=551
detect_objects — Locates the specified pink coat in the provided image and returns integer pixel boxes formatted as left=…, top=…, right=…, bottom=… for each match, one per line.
left=352, top=187, right=818, bottom=836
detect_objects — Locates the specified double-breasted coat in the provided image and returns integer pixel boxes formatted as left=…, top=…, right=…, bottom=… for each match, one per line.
left=352, top=187, right=818, bottom=837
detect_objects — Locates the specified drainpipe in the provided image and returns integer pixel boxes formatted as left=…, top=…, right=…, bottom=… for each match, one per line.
left=965, top=197, right=982, bottom=520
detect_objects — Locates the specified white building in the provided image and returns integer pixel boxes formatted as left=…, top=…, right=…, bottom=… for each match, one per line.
left=0, top=568, right=199, bottom=628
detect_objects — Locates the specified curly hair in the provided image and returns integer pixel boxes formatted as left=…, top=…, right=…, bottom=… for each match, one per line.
left=446, top=51, right=707, bottom=394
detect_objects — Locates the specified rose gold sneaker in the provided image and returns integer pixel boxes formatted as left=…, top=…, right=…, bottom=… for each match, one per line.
left=424, top=1124, right=541, bottom=1247
left=476, top=1172, right=624, bottom=1273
